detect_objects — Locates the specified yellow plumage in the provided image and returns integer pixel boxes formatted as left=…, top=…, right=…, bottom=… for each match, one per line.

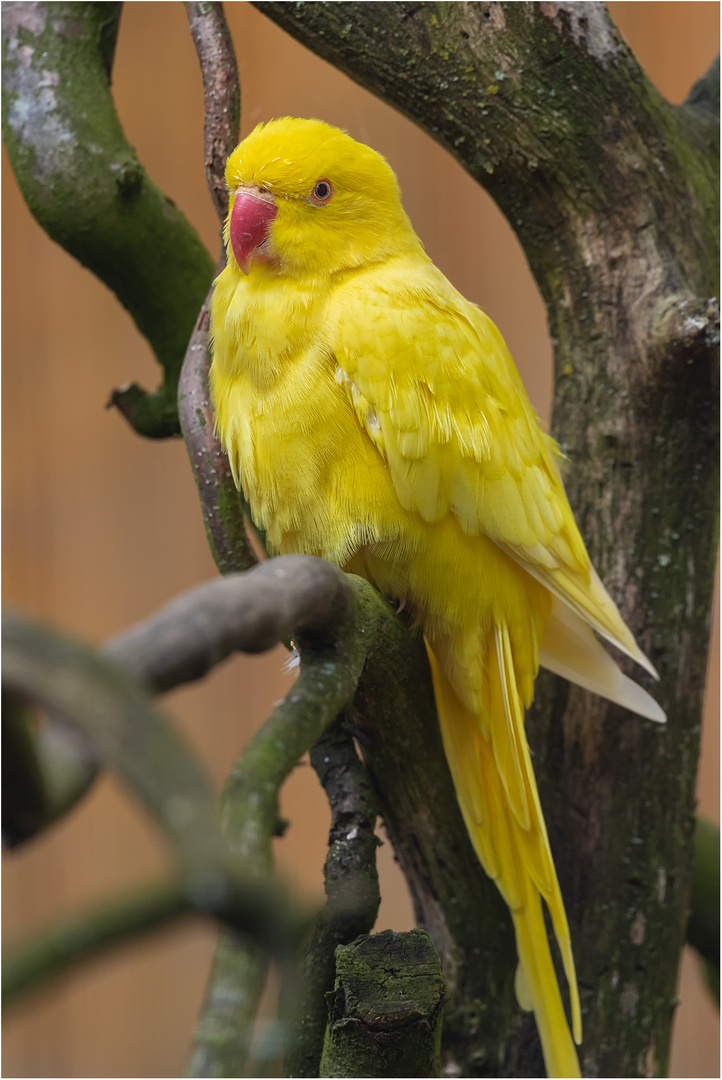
left=210, top=117, right=665, bottom=1078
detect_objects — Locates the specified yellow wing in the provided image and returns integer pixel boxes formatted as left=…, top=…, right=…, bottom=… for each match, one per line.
left=331, top=255, right=663, bottom=709
left=330, top=253, right=663, bottom=1075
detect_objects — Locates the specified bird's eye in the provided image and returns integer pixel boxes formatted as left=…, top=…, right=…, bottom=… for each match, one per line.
left=310, top=179, right=334, bottom=205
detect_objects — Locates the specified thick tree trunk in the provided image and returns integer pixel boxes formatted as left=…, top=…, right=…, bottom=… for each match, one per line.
left=253, top=4, right=720, bottom=1076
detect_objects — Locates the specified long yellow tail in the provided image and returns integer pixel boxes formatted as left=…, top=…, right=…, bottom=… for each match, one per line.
left=425, top=637, right=581, bottom=1079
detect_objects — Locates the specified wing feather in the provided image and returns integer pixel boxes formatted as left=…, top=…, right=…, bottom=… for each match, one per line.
left=332, top=257, right=662, bottom=701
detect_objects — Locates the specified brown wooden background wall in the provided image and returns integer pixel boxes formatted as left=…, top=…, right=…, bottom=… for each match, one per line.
left=3, top=3, right=719, bottom=1076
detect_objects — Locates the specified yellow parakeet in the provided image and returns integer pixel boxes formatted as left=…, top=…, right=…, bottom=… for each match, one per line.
left=209, top=117, right=665, bottom=1078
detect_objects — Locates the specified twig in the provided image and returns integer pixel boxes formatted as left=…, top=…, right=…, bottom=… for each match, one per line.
left=185, top=1, right=241, bottom=224
left=283, top=720, right=382, bottom=1078
left=178, top=291, right=261, bottom=574
left=180, top=3, right=253, bottom=572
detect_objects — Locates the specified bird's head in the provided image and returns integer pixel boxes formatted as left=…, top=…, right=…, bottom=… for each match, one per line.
left=224, top=117, right=420, bottom=278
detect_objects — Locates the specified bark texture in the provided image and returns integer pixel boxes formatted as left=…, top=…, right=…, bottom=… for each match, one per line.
left=319, top=930, right=444, bottom=1079
left=283, top=722, right=382, bottom=1078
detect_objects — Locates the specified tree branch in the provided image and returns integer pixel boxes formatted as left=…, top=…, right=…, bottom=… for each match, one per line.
left=3, top=564, right=393, bottom=1023
left=185, top=1, right=240, bottom=225
left=3, top=558, right=354, bottom=845
left=178, top=287, right=262, bottom=575
left=252, top=2, right=718, bottom=348
left=189, top=574, right=391, bottom=1077
left=319, top=929, right=444, bottom=1079
left=3, top=879, right=194, bottom=1004
left=2, top=609, right=308, bottom=965
left=1, top=2, right=215, bottom=437
left=179, top=2, right=258, bottom=572
left=107, top=555, right=350, bottom=692
left=283, top=720, right=382, bottom=1078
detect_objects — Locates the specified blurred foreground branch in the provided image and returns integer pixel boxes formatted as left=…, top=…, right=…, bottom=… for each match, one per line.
left=1, top=564, right=417, bottom=1037
left=3, top=557, right=350, bottom=845
left=3, top=880, right=194, bottom=1002
left=2, top=609, right=312, bottom=952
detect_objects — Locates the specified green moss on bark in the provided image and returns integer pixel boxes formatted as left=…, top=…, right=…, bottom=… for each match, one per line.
left=1, top=2, right=215, bottom=436
left=320, top=929, right=444, bottom=1079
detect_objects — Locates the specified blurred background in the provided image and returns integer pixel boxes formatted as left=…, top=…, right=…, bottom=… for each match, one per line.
left=3, top=3, right=719, bottom=1076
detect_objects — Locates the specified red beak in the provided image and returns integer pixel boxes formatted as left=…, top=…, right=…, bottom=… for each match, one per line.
left=229, top=190, right=278, bottom=274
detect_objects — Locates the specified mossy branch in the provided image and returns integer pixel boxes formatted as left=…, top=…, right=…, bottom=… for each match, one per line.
left=2, top=606, right=309, bottom=1005
left=253, top=4, right=717, bottom=290
left=1, top=2, right=215, bottom=437
left=3, top=879, right=194, bottom=1003
left=319, top=929, right=445, bottom=1079
left=189, top=573, right=392, bottom=1077
left=3, top=558, right=354, bottom=845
